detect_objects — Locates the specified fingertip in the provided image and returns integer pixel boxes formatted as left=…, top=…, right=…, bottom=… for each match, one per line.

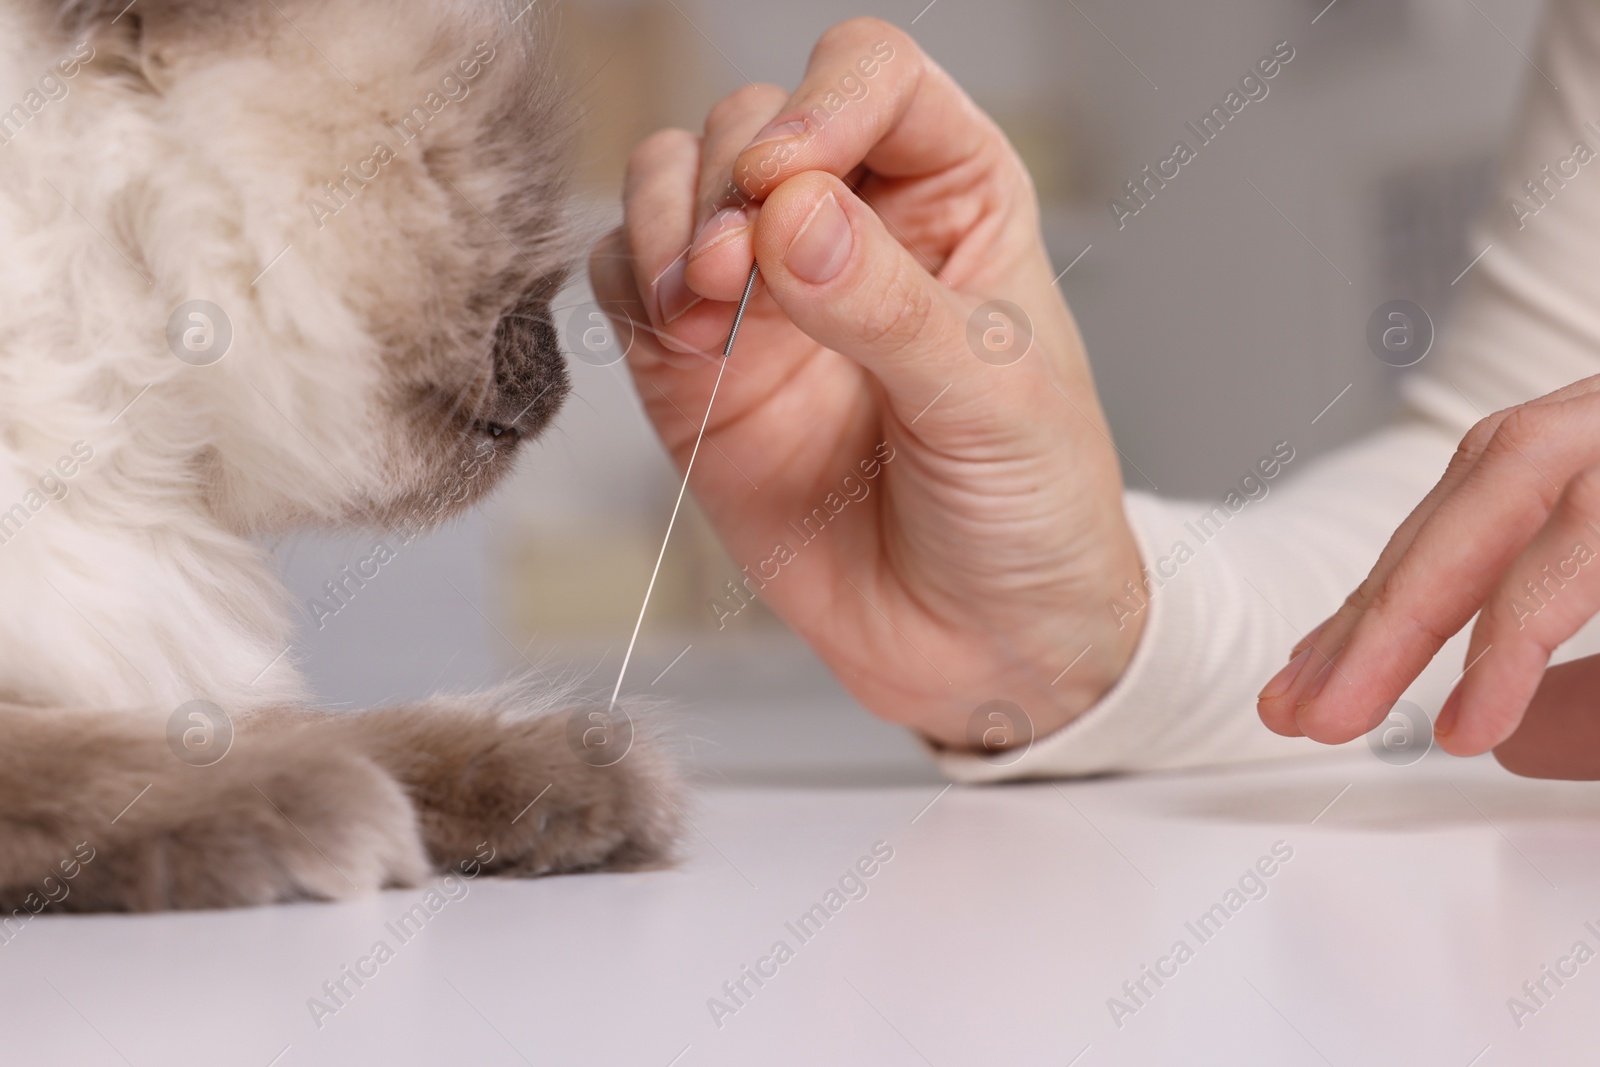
left=753, top=171, right=876, bottom=298
left=637, top=260, right=733, bottom=368
left=651, top=304, right=730, bottom=367
left=1434, top=722, right=1491, bottom=758
left=1433, top=688, right=1461, bottom=740
left=1257, top=699, right=1307, bottom=738
left=684, top=208, right=759, bottom=301
left=1258, top=638, right=1347, bottom=741
left=1440, top=638, right=1559, bottom=756
left=745, top=170, right=988, bottom=412
left=751, top=170, right=851, bottom=266
left=730, top=127, right=811, bottom=204
left=1294, top=678, right=1385, bottom=746
left=652, top=257, right=701, bottom=327
left=1432, top=691, right=1518, bottom=758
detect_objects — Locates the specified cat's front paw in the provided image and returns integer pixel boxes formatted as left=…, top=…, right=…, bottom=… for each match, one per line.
left=56, top=738, right=430, bottom=912
left=343, top=694, right=683, bottom=879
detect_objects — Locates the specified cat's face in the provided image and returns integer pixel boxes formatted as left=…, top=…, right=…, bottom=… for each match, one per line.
left=32, top=0, right=578, bottom=532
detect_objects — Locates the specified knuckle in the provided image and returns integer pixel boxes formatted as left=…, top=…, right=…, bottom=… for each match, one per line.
left=1484, top=405, right=1542, bottom=459
left=1382, top=600, right=1453, bottom=651
left=1455, top=414, right=1504, bottom=466
left=1367, top=560, right=1454, bottom=649
left=1473, top=406, right=1564, bottom=507
left=814, top=18, right=919, bottom=80
left=1343, top=574, right=1384, bottom=615
left=857, top=262, right=934, bottom=350
left=707, top=83, right=786, bottom=131
left=1561, top=465, right=1600, bottom=519
left=625, top=129, right=695, bottom=196
left=821, top=16, right=905, bottom=53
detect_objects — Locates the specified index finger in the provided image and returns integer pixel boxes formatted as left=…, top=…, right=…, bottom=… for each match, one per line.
left=729, top=18, right=1007, bottom=201
left=1295, top=396, right=1600, bottom=744
left=1259, top=374, right=1600, bottom=737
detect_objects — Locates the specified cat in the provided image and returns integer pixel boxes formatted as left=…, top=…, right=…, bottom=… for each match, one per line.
left=0, top=0, right=680, bottom=912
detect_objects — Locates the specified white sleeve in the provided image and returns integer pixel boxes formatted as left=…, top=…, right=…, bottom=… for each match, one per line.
left=931, top=0, right=1600, bottom=783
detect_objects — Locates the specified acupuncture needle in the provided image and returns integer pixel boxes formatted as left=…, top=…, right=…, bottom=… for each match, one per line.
left=608, top=262, right=762, bottom=714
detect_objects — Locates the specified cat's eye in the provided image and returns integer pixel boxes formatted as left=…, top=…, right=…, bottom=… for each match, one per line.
left=481, top=421, right=518, bottom=440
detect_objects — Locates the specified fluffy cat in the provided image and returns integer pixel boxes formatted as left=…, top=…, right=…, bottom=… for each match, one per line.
left=0, top=0, right=680, bottom=912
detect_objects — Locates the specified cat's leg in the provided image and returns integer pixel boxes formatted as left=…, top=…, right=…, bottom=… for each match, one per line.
left=0, top=706, right=429, bottom=913
left=0, top=690, right=681, bottom=914
left=254, top=693, right=684, bottom=878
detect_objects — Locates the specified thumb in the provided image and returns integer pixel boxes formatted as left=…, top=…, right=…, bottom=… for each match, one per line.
left=752, top=171, right=1018, bottom=424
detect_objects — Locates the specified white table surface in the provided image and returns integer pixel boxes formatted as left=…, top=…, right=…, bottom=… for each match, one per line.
left=5, top=746, right=1600, bottom=1066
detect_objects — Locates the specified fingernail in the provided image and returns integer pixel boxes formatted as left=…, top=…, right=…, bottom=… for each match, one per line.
left=689, top=207, right=751, bottom=261
left=1259, top=646, right=1311, bottom=702
left=654, top=257, right=702, bottom=324
left=745, top=119, right=809, bottom=151
left=785, top=192, right=852, bottom=284
left=1297, top=649, right=1341, bottom=707
left=1434, top=692, right=1460, bottom=738
left=1290, top=620, right=1328, bottom=662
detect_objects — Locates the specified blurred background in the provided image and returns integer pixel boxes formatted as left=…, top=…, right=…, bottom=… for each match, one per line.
left=274, top=0, right=1541, bottom=784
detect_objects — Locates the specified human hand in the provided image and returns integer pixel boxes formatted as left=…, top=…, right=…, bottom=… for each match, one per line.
left=1493, top=656, right=1600, bottom=778
left=588, top=18, right=1146, bottom=751
left=1256, top=375, right=1600, bottom=772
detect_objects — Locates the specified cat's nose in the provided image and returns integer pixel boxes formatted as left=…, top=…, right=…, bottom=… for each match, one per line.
left=489, top=296, right=570, bottom=438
